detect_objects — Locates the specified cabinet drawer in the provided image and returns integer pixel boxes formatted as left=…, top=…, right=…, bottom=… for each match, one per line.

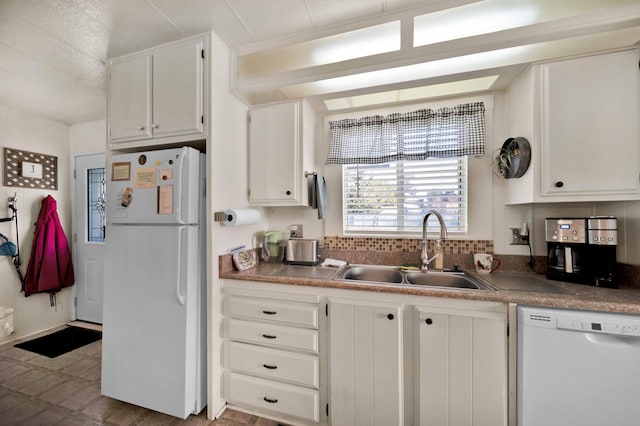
left=229, top=342, right=319, bottom=388
left=226, top=372, right=319, bottom=423
left=227, top=297, right=318, bottom=328
left=228, top=319, right=318, bottom=353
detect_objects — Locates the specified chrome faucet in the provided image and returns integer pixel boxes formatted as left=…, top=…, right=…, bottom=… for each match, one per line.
left=420, top=210, right=448, bottom=271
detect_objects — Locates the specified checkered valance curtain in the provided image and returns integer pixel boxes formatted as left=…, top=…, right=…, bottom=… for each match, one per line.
left=327, top=102, right=485, bottom=165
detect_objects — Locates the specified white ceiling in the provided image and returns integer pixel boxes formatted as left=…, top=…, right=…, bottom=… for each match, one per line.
left=0, top=0, right=639, bottom=125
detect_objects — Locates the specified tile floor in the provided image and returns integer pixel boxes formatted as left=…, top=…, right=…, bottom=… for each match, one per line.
left=0, top=326, right=281, bottom=425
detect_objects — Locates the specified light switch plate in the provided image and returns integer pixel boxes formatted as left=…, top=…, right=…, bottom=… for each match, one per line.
left=510, top=228, right=529, bottom=245
left=290, top=224, right=303, bottom=238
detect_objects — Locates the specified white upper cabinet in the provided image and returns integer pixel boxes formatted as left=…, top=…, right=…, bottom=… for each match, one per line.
left=109, top=55, right=152, bottom=142
left=108, top=35, right=206, bottom=148
left=248, top=100, right=315, bottom=206
left=506, top=49, right=640, bottom=204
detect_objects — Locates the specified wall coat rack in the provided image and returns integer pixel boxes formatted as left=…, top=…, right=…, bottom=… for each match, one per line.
left=0, top=194, right=25, bottom=290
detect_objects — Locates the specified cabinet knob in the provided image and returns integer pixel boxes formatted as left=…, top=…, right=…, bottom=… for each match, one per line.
left=151, top=123, right=159, bottom=129
left=554, top=181, right=564, bottom=188
left=263, top=397, right=278, bottom=404
left=387, top=313, right=394, bottom=320
left=137, top=125, right=145, bottom=130
left=425, top=318, right=433, bottom=325
left=286, top=190, right=291, bottom=195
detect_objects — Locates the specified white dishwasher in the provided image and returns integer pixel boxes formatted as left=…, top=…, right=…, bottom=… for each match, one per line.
left=518, top=306, right=640, bottom=426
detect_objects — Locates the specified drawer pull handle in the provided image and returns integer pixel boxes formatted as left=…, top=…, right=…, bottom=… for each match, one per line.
left=262, top=310, right=277, bottom=315
left=263, top=363, right=278, bottom=370
left=263, top=396, right=278, bottom=404
left=262, top=334, right=277, bottom=339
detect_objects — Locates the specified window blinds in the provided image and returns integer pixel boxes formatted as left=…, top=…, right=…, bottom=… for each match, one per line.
left=343, top=158, right=467, bottom=234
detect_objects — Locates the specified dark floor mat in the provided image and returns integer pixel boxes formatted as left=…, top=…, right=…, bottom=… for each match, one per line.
left=14, top=326, right=102, bottom=358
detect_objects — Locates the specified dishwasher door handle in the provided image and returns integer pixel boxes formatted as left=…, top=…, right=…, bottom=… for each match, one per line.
left=585, top=333, right=640, bottom=347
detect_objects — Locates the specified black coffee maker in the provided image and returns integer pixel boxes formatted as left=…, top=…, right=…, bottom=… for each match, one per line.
left=545, top=217, right=618, bottom=288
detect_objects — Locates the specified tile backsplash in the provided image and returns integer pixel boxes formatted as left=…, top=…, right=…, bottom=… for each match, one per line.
left=322, top=236, right=494, bottom=254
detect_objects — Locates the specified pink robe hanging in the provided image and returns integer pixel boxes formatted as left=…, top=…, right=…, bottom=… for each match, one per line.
left=24, top=195, right=74, bottom=296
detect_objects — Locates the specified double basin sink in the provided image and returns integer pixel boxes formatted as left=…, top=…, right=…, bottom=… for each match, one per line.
left=333, top=264, right=494, bottom=291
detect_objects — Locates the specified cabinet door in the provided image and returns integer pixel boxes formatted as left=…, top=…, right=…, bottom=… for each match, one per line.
left=249, top=102, right=301, bottom=205
left=416, top=308, right=507, bottom=426
left=541, top=50, right=640, bottom=197
left=108, top=55, right=152, bottom=142
left=153, top=39, right=204, bottom=139
left=329, top=299, right=403, bottom=426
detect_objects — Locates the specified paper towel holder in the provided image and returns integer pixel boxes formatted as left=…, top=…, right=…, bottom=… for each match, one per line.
left=214, top=209, right=261, bottom=225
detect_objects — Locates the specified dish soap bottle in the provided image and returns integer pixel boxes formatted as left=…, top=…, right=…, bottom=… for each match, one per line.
left=434, top=241, right=444, bottom=270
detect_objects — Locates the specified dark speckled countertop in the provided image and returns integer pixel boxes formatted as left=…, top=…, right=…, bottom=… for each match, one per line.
left=219, top=258, right=640, bottom=315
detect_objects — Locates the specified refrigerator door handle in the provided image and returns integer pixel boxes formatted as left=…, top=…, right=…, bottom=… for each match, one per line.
left=176, top=226, right=186, bottom=306
left=176, top=148, right=187, bottom=225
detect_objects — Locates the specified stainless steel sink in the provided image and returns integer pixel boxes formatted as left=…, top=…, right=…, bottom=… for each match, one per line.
left=405, top=272, right=481, bottom=289
left=333, top=265, right=493, bottom=291
left=338, top=265, right=404, bottom=283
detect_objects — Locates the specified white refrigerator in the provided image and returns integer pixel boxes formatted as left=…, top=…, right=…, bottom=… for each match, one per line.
left=101, top=147, right=206, bottom=419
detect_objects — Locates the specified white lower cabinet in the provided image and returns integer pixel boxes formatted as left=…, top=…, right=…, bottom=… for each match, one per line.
left=229, top=342, right=319, bottom=388
left=222, top=280, right=509, bottom=426
left=328, top=299, right=403, bottom=426
left=223, top=285, right=321, bottom=424
left=415, top=304, right=508, bottom=426
left=226, top=373, right=320, bottom=422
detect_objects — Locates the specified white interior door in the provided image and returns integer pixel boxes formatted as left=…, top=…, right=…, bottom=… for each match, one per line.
left=73, top=153, right=106, bottom=324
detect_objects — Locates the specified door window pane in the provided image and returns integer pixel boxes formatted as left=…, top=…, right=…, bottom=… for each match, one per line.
left=88, top=167, right=106, bottom=242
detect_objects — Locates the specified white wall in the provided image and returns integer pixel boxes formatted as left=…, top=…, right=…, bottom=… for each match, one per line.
left=207, top=32, right=265, bottom=416
left=70, top=119, right=106, bottom=155
left=0, top=104, right=73, bottom=344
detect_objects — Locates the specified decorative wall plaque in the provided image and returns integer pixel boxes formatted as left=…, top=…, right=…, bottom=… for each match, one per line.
left=3, top=148, right=58, bottom=190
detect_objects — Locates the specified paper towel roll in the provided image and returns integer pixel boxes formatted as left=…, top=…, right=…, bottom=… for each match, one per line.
left=223, top=208, right=261, bottom=226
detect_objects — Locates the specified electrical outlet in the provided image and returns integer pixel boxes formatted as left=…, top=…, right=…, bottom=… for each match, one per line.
left=290, top=224, right=303, bottom=238
left=510, top=228, right=529, bottom=245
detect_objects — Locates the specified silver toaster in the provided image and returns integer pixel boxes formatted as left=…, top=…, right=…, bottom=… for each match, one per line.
left=286, top=239, right=320, bottom=265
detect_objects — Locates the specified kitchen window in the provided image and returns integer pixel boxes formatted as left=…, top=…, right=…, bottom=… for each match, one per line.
left=343, top=158, right=467, bottom=234
left=87, top=167, right=106, bottom=242
left=328, top=102, right=483, bottom=235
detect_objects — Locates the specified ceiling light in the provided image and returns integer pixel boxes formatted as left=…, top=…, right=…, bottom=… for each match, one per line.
left=238, top=21, right=400, bottom=77
left=323, top=76, right=499, bottom=110
left=414, top=1, right=537, bottom=47
left=285, top=46, right=529, bottom=97
left=413, top=0, right=638, bottom=47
